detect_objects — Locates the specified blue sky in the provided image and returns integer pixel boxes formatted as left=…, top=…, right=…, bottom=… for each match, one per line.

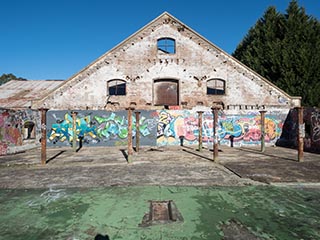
left=0, top=0, right=319, bottom=80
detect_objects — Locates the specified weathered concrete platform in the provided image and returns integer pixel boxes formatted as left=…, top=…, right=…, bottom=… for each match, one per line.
left=0, top=145, right=319, bottom=189
left=1, top=146, right=320, bottom=239
left=219, top=146, right=320, bottom=185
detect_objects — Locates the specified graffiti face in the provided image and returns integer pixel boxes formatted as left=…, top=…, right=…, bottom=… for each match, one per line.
left=265, top=119, right=277, bottom=140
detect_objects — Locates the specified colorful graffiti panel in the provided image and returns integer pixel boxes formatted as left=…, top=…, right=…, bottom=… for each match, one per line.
left=156, top=110, right=286, bottom=147
left=217, top=114, right=285, bottom=146
left=157, top=110, right=200, bottom=146
left=46, top=110, right=158, bottom=147
left=46, top=109, right=288, bottom=148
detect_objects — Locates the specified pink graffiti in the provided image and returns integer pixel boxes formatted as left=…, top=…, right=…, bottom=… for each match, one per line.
left=183, top=116, right=198, bottom=141
left=0, top=143, right=8, bottom=156
left=0, top=110, right=23, bottom=147
left=202, top=118, right=214, bottom=142
left=243, top=128, right=261, bottom=142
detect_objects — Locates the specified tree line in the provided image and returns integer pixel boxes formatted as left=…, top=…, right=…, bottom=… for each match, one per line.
left=0, top=73, right=26, bottom=86
left=233, top=0, right=320, bottom=107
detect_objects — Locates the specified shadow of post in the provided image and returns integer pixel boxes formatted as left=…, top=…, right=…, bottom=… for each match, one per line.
left=182, top=148, right=213, bottom=162
left=120, top=149, right=128, bottom=162
left=46, top=150, right=66, bottom=164
left=76, top=136, right=83, bottom=152
left=238, top=147, right=298, bottom=162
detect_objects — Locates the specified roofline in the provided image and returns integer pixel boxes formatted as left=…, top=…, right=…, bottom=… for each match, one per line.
left=3, top=79, right=64, bottom=82
left=163, top=14, right=297, bottom=100
left=159, top=13, right=298, bottom=100
left=34, top=12, right=177, bottom=106
left=34, top=11, right=300, bottom=106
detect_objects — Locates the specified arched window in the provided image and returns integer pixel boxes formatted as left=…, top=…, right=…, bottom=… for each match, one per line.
left=207, top=79, right=226, bottom=95
left=107, top=79, right=126, bottom=96
left=157, top=38, right=175, bottom=54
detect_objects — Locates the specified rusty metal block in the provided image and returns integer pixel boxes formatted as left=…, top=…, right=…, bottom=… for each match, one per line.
left=139, top=200, right=183, bottom=227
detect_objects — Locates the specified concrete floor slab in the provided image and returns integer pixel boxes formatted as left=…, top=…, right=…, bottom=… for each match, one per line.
left=0, top=145, right=319, bottom=188
left=0, top=145, right=320, bottom=239
left=0, top=186, right=319, bottom=240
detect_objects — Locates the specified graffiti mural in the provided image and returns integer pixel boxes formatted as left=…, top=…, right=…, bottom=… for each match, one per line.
left=47, top=109, right=290, bottom=149
left=46, top=110, right=158, bottom=147
left=311, top=110, right=320, bottom=142
left=156, top=110, right=286, bottom=147
left=48, top=113, right=97, bottom=144
left=277, top=107, right=320, bottom=153
left=217, top=114, right=284, bottom=145
left=157, top=110, right=199, bottom=145
left=1, top=108, right=316, bottom=153
left=0, top=109, right=39, bottom=155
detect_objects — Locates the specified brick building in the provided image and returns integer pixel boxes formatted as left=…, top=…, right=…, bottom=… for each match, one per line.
left=2, top=12, right=311, bottom=154
left=33, top=12, right=300, bottom=111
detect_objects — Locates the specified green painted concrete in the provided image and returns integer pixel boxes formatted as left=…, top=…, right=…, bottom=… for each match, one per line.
left=0, top=186, right=319, bottom=240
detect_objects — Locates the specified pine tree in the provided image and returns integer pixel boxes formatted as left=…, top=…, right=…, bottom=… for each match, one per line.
left=233, top=0, right=320, bottom=107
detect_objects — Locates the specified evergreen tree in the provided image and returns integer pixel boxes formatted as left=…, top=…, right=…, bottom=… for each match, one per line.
left=0, top=73, right=26, bottom=86
left=233, top=0, right=320, bottom=107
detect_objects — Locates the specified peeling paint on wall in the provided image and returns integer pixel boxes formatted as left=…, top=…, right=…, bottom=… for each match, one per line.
left=35, top=14, right=299, bottom=111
